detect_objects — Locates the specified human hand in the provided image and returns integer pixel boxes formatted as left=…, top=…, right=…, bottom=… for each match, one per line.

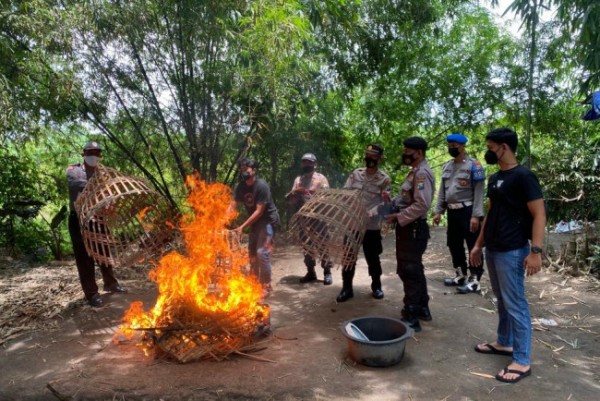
left=384, top=214, right=398, bottom=224
left=469, top=217, right=480, bottom=233
left=469, top=245, right=483, bottom=267
left=381, top=189, right=391, bottom=203
left=432, top=213, right=441, bottom=226
left=524, top=253, right=542, bottom=276
left=232, top=226, right=243, bottom=237
left=295, top=187, right=309, bottom=195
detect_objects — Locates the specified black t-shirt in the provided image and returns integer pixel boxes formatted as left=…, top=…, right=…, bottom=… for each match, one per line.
left=234, top=178, right=280, bottom=228
left=484, top=165, right=543, bottom=251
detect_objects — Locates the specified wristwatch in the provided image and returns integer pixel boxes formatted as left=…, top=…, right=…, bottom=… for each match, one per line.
left=531, top=246, right=543, bottom=254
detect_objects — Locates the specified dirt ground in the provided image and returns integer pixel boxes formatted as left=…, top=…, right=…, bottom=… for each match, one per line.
left=1, top=227, right=599, bottom=401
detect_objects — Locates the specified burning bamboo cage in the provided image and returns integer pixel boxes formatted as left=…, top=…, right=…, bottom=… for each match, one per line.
left=289, top=189, right=368, bottom=267
left=144, top=303, right=270, bottom=363
left=74, top=164, right=176, bottom=268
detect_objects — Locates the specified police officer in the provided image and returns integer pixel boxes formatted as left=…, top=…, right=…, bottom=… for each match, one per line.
left=337, top=144, right=391, bottom=302
left=67, top=141, right=127, bottom=307
left=385, top=137, right=435, bottom=332
left=286, top=153, right=333, bottom=285
left=433, top=133, right=485, bottom=294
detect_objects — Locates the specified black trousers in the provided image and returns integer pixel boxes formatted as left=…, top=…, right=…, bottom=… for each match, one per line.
left=341, top=229, right=383, bottom=287
left=447, top=206, right=483, bottom=276
left=299, top=218, right=332, bottom=271
left=68, top=212, right=118, bottom=299
left=396, top=219, right=429, bottom=307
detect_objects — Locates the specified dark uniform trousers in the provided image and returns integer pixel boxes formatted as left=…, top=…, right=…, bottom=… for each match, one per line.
left=300, top=217, right=333, bottom=271
left=68, top=212, right=118, bottom=300
left=447, top=205, right=483, bottom=278
left=342, top=230, right=383, bottom=288
left=395, top=219, right=429, bottom=308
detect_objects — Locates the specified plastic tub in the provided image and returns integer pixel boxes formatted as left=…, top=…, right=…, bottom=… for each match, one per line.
left=340, top=316, right=413, bottom=367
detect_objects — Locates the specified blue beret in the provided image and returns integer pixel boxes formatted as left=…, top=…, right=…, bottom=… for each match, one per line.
left=446, top=133, right=468, bottom=144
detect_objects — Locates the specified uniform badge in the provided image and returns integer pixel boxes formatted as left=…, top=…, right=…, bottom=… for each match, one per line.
left=416, top=175, right=426, bottom=190
left=459, top=180, right=468, bottom=187
left=471, top=160, right=486, bottom=181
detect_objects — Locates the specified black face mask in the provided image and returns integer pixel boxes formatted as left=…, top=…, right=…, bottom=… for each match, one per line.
left=402, top=153, right=416, bottom=166
left=365, top=158, right=378, bottom=168
left=448, top=148, right=460, bottom=158
left=484, top=149, right=499, bottom=165
left=240, top=171, right=252, bottom=181
left=302, top=165, right=315, bottom=174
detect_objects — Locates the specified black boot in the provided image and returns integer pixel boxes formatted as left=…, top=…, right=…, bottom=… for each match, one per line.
left=370, top=276, right=384, bottom=299
left=323, top=266, right=333, bottom=285
left=444, top=268, right=466, bottom=286
left=299, top=271, right=318, bottom=283
left=400, top=305, right=422, bottom=332
left=401, top=305, right=431, bottom=321
left=336, top=268, right=354, bottom=302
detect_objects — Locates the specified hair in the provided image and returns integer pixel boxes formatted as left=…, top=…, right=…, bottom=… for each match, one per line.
left=403, top=136, right=428, bottom=157
left=486, top=128, right=518, bottom=153
left=239, top=158, right=258, bottom=169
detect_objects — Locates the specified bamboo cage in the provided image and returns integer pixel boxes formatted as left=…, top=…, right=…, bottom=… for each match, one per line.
left=289, top=189, right=368, bottom=267
left=74, top=164, right=176, bottom=268
left=146, top=303, right=270, bottom=363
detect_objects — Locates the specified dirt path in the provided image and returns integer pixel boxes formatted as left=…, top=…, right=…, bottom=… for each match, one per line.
left=1, top=227, right=599, bottom=401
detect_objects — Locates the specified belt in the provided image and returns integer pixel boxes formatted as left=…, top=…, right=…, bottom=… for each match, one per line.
left=447, top=201, right=473, bottom=210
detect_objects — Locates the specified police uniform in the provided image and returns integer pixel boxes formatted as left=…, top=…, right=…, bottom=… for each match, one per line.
left=434, top=133, right=485, bottom=293
left=393, top=158, right=435, bottom=324
left=287, top=154, right=332, bottom=284
left=67, top=141, right=122, bottom=306
left=337, top=145, right=391, bottom=302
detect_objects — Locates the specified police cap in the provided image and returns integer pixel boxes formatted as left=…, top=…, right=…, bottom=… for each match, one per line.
left=301, top=153, right=317, bottom=162
left=83, top=141, right=102, bottom=152
left=403, top=136, right=428, bottom=151
left=446, top=133, right=468, bottom=144
left=365, top=144, right=384, bottom=157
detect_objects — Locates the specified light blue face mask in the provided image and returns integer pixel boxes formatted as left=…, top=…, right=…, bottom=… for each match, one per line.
left=84, top=155, right=100, bottom=167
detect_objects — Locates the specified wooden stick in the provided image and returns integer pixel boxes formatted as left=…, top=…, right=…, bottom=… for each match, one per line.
left=233, top=350, right=276, bottom=363
left=46, top=383, right=71, bottom=401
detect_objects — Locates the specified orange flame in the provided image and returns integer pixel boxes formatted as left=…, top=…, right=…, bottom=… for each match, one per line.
left=118, top=174, right=268, bottom=348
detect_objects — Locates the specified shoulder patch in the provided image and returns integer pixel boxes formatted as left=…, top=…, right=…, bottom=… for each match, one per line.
left=471, top=160, right=485, bottom=182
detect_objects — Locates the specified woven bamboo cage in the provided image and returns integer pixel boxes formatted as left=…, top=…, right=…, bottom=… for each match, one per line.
left=74, top=164, right=176, bottom=268
left=289, top=189, right=368, bottom=267
left=145, top=303, right=270, bottom=363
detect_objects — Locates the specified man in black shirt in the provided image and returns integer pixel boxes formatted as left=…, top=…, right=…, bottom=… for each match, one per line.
left=231, top=158, right=280, bottom=298
left=470, top=128, right=545, bottom=384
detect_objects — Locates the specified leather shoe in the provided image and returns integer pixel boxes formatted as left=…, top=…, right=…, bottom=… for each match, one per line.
left=88, top=293, right=103, bottom=307
left=323, top=273, right=333, bottom=286
left=372, top=288, right=384, bottom=299
left=336, top=288, right=354, bottom=302
left=103, top=283, right=128, bottom=293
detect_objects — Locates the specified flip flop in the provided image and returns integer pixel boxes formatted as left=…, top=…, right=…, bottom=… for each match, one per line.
left=474, top=343, right=513, bottom=356
left=496, top=367, right=532, bottom=383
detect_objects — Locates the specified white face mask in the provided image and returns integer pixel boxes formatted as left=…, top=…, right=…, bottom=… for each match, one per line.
left=84, top=155, right=99, bottom=167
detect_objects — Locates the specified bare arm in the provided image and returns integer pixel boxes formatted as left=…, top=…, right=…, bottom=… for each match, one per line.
left=524, top=198, right=546, bottom=276
left=235, top=203, right=267, bottom=234
left=469, top=200, right=490, bottom=267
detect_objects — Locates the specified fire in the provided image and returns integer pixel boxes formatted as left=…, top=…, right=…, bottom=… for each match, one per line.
left=118, top=174, right=269, bottom=361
